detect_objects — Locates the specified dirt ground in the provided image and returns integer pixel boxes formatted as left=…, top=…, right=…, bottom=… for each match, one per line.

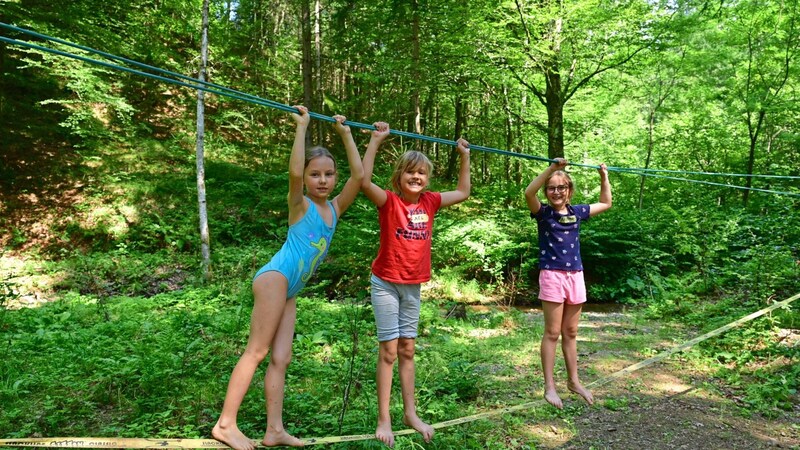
left=523, top=310, right=800, bottom=450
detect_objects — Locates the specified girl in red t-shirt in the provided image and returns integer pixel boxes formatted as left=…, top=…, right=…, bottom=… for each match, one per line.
left=361, top=122, right=470, bottom=447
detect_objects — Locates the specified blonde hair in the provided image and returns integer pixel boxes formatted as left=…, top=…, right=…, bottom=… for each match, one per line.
left=389, top=151, right=433, bottom=195
left=545, top=170, right=575, bottom=203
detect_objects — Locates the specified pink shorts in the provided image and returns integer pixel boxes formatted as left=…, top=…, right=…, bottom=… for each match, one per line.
left=538, top=269, right=587, bottom=305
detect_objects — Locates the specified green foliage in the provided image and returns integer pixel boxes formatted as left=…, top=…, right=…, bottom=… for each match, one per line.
left=699, top=311, right=799, bottom=418
left=1, top=0, right=799, bottom=445
left=434, top=199, right=531, bottom=287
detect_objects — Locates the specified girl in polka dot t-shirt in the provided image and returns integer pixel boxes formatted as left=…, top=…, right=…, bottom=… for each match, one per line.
left=524, top=158, right=612, bottom=410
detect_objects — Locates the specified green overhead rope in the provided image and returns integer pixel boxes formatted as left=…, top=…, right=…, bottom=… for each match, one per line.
left=1, top=22, right=798, bottom=198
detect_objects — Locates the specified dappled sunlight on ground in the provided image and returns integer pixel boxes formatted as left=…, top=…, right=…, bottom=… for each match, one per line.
left=522, top=422, right=573, bottom=448
left=578, top=320, right=626, bottom=329
left=465, top=328, right=509, bottom=339
left=648, top=372, right=695, bottom=395
left=0, top=254, right=60, bottom=309
left=510, top=308, right=800, bottom=450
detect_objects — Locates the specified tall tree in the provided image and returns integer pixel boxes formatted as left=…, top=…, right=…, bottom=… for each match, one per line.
left=301, top=0, right=314, bottom=146
left=196, top=0, right=211, bottom=279
left=476, top=0, right=661, bottom=159
left=637, top=49, right=683, bottom=209
left=726, top=0, right=799, bottom=205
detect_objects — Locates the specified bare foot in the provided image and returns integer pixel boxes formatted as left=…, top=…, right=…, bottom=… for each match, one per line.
left=568, top=381, right=594, bottom=405
left=262, top=427, right=304, bottom=447
left=544, top=387, right=563, bottom=409
left=212, top=421, right=256, bottom=450
left=375, top=420, right=395, bottom=448
left=403, top=414, right=434, bottom=443
left=262, top=428, right=304, bottom=447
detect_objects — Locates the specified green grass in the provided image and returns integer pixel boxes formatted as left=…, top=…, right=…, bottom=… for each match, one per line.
left=0, top=277, right=596, bottom=448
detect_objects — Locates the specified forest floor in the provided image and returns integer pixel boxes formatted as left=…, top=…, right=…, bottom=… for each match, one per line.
left=517, top=309, right=800, bottom=450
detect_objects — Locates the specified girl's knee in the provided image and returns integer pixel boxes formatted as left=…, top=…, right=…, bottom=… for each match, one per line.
left=242, top=346, right=270, bottom=364
left=561, top=325, right=579, bottom=340
left=397, top=339, right=415, bottom=359
left=379, top=342, right=398, bottom=364
left=543, top=327, right=561, bottom=342
left=398, top=346, right=415, bottom=360
left=379, top=349, right=398, bottom=365
left=269, top=349, right=293, bottom=370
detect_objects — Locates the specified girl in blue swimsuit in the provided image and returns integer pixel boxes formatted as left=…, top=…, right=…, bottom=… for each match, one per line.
left=213, top=106, right=364, bottom=450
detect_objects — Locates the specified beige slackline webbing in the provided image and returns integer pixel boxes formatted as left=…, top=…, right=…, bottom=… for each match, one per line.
left=2, top=292, right=797, bottom=448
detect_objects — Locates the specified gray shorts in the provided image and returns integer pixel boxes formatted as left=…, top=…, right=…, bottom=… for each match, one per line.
left=370, top=274, right=421, bottom=342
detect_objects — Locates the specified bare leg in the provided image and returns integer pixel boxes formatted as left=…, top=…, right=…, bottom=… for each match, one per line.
left=398, top=338, right=434, bottom=443
left=213, top=272, right=288, bottom=450
left=262, top=297, right=304, bottom=447
left=375, top=339, right=398, bottom=447
left=562, top=303, right=593, bottom=405
left=541, top=300, right=564, bottom=409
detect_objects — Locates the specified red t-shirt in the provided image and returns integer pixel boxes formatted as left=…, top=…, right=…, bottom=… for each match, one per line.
left=371, top=190, right=442, bottom=284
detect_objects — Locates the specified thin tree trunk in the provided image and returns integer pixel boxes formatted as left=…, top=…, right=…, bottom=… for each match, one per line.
left=0, top=41, right=5, bottom=116
left=447, top=95, right=466, bottom=179
left=743, top=109, right=765, bottom=207
left=196, top=0, right=211, bottom=280
left=638, top=110, right=655, bottom=209
left=515, top=90, right=525, bottom=185
left=503, top=85, right=513, bottom=187
left=301, top=0, right=313, bottom=147
left=434, top=102, right=440, bottom=164
left=421, top=88, right=436, bottom=154
left=410, top=0, right=422, bottom=151
left=314, top=0, right=323, bottom=143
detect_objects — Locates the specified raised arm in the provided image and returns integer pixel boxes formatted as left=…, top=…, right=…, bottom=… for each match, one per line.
left=589, top=163, right=612, bottom=217
left=524, top=158, right=567, bottom=215
left=361, top=122, right=391, bottom=207
left=287, top=106, right=311, bottom=224
left=331, top=115, right=363, bottom=217
left=440, top=138, right=471, bottom=207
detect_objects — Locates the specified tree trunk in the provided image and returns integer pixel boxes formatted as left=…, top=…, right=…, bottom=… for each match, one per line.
left=314, top=0, right=323, bottom=143
left=743, top=109, right=765, bottom=207
left=410, top=0, right=422, bottom=151
left=544, top=82, right=564, bottom=159
left=515, top=89, right=526, bottom=185
left=446, top=95, right=466, bottom=179
left=301, top=0, right=313, bottom=147
left=545, top=17, right=564, bottom=159
left=0, top=41, right=5, bottom=117
left=638, top=109, right=655, bottom=209
left=434, top=101, right=441, bottom=164
left=196, top=0, right=211, bottom=280
left=503, top=85, right=513, bottom=187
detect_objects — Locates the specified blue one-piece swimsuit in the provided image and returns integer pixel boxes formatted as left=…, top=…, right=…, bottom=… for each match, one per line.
left=254, top=198, right=338, bottom=299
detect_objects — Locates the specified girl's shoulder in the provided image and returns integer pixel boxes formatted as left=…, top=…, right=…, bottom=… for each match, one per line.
left=570, top=204, right=591, bottom=219
left=421, top=190, right=442, bottom=204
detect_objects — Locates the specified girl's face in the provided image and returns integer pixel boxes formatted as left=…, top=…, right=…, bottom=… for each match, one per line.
left=304, top=156, right=337, bottom=201
left=399, top=163, right=429, bottom=199
left=545, top=175, right=572, bottom=210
